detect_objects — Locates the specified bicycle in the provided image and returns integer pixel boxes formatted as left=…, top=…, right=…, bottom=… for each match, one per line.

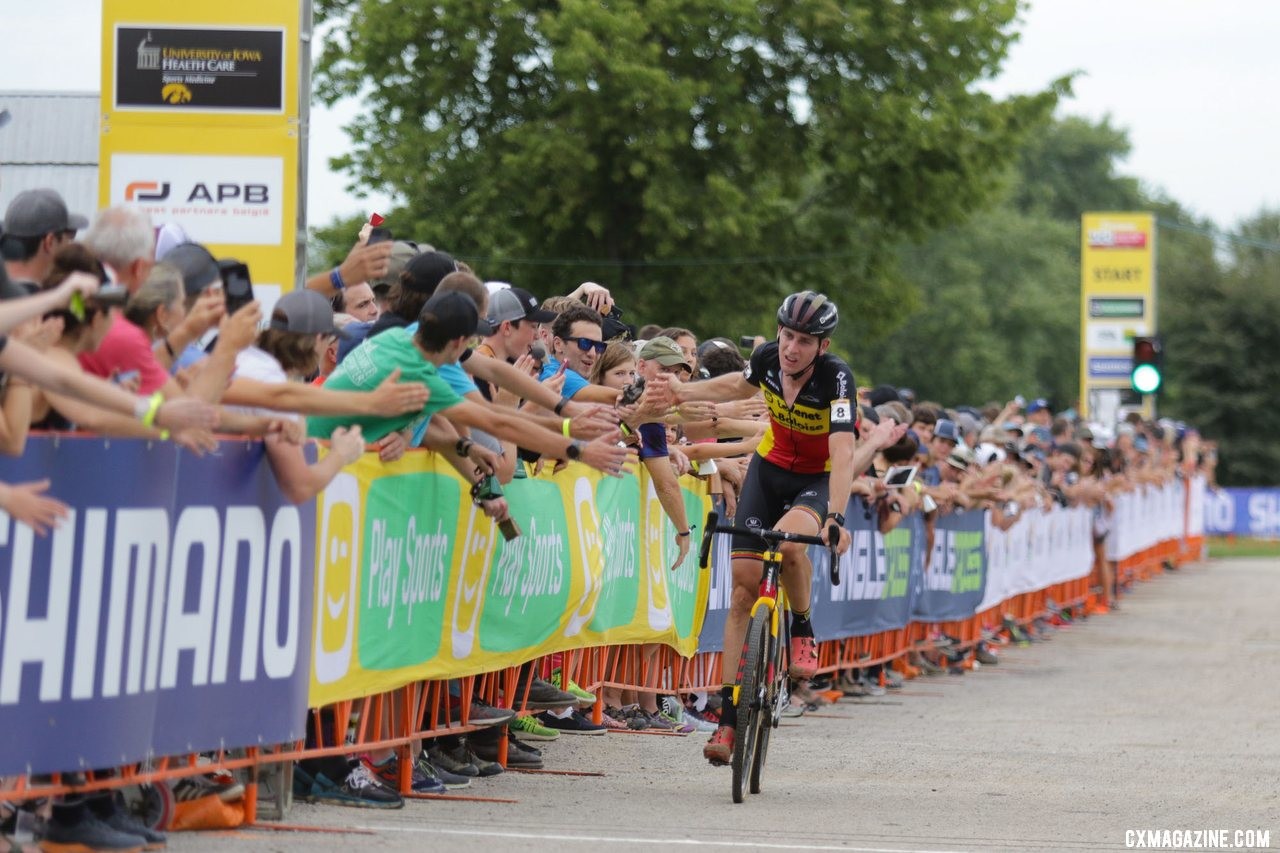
left=698, top=510, right=839, bottom=803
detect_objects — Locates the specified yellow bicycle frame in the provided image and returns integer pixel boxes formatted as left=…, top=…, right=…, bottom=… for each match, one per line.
left=732, top=549, right=788, bottom=706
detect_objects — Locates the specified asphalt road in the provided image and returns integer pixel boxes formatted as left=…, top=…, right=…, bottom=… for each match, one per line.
left=174, top=557, right=1279, bottom=852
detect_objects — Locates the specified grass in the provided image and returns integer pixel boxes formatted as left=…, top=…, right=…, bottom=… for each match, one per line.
left=1207, top=537, right=1280, bottom=559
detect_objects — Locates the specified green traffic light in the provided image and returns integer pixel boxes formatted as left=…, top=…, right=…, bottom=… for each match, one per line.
left=1132, top=363, right=1162, bottom=394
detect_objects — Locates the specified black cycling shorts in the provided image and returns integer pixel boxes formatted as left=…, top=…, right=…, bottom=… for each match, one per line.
left=730, top=454, right=829, bottom=559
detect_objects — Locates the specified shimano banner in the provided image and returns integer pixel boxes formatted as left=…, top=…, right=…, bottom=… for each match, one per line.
left=1202, top=487, right=1280, bottom=537
left=0, top=437, right=314, bottom=774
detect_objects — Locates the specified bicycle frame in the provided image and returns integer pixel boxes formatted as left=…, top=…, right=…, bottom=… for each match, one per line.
left=732, top=547, right=787, bottom=709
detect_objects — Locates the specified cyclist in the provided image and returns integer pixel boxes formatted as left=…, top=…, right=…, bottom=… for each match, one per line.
left=651, top=291, right=905, bottom=764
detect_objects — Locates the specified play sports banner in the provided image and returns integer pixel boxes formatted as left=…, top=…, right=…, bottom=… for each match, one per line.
left=310, top=453, right=711, bottom=707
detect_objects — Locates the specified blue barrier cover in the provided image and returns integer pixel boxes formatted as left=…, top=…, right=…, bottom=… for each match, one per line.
left=0, top=437, right=315, bottom=774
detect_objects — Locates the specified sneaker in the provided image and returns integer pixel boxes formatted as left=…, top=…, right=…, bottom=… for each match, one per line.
left=372, top=754, right=446, bottom=794
left=426, top=744, right=478, bottom=777
left=311, top=761, right=403, bottom=809
left=171, top=773, right=244, bottom=803
left=464, top=699, right=517, bottom=728
left=507, top=729, right=541, bottom=758
left=681, top=706, right=720, bottom=733
left=857, top=677, right=886, bottom=697
left=788, top=635, right=819, bottom=679
left=975, top=645, right=999, bottom=665
left=629, top=707, right=676, bottom=731
left=472, top=736, right=544, bottom=770
left=416, top=755, right=470, bottom=790
left=447, top=741, right=503, bottom=777
left=505, top=677, right=578, bottom=711
left=882, top=668, right=904, bottom=689
left=780, top=694, right=805, bottom=718
left=40, top=807, right=147, bottom=853
left=536, top=709, right=607, bottom=736
left=509, top=713, right=561, bottom=741
left=657, top=710, right=697, bottom=734
left=703, top=725, right=734, bottom=765
left=598, top=710, right=629, bottom=730
left=548, top=668, right=597, bottom=708
left=93, top=795, right=167, bottom=850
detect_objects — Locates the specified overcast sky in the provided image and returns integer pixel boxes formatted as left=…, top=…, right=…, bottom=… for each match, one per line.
left=3, top=0, right=1277, bottom=231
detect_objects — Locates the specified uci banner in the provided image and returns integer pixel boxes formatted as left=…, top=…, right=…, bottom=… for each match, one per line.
left=310, top=453, right=710, bottom=707
left=0, top=437, right=314, bottom=775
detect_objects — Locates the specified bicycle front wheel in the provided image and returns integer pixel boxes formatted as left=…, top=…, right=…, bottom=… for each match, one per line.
left=750, top=613, right=785, bottom=794
left=731, top=607, right=771, bottom=803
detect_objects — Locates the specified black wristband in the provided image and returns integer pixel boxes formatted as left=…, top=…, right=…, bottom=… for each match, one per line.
left=554, top=394, right=571, bottom=416
left=565, top=439, right=583, bottom=461
left=456, top=438, right=474, bottom=457
left=826, top=511, right=846, bottom=528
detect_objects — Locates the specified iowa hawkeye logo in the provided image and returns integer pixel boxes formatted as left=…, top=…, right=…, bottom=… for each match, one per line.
left=161, top=83, right=193, bottom=104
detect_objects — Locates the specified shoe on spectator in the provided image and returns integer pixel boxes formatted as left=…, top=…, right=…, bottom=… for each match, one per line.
left=39, top=800, right=147, bottom=853
left=659, top=696, right=699, bottom=733
left=504, top=677, right=578, bottom=711
left=625, top=707, right=675, bottom=731
left=703, top=726, right=734, bottom=765
left=508, top=729, right=541, bottom=758
left=537, top=710, right=607, bottom=736
left=680, top=706, right=720, bottom=733
left=548, top=668, right=597, bottom=708
left=446, top=741, right=503, bottom=777
left=882, top=668, right=904, bottom=689
left=509, top=714, right=561, bottom=741
left=372, top=754, right=446, bottom=794
left=471, top=736, right=544, bottom=770
left=416, top=755, right=470, bottom=790
left=310, top=760, right=403, bottom=809
left=780, top=694, right=805, bottom=718
left=975, top=645, right=999, bottom=665
left=916, top=654, right=944, bottom=675
left=465, top=699, right=517, bottom=728
left=611, top=705, right=650, bottom=731
left=787, top=635, right=819, bottom=679
left=857, top=677, right=886, bottom=697
left=598, top=709, right=629, bottom=730
left=171, top=773, right=244, bottom=803
left=426, top=744, right=479, bottom=778
left=87, top=792, right=167, bottom=850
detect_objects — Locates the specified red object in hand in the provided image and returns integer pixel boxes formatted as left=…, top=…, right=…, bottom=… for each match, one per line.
left=368, top=213, right=384, bottom=226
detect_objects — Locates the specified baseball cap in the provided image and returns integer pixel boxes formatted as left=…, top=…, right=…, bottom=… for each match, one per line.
left=269, top=289, right=347, bottom=337
left=418, top=290, right=483, bottom=339
left=402, top=250, right=458, bottom=294
left=933, top=418, right=960, bottom=443
left=638, top=336, right=693, bottom=369
left=866, top=385, right=901, bottom=407
left=487, top=286, right=558, bottom=325
left=161, top=242, right=221, bottom=297
left=371, top=240, right=422, bottom=293
left=1026, top=398, right=1050, bottom=415
left=3, top=188, right=88, bottom=238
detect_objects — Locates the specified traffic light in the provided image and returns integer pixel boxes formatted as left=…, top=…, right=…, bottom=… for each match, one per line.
left=1131, top=336, right=1163, bottom=394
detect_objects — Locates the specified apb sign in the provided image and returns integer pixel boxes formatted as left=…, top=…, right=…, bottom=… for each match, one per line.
left=114, top=26, right=284, bottom=112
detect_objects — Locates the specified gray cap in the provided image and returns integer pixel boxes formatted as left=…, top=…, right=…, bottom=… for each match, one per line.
left=370, top=240, right=423, bottom=292
left=486, top=286, right=558, bottom=325
left=3, top=188, right=88, bottom=237
left=161, top=242, right=221, bottom=297
left=934, top=418, right=960, bottom=443
left=270, top=289, right=347, bottom=337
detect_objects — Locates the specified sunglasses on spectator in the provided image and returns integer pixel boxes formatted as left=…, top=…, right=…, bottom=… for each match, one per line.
left=570, top=337, right=607, bottom=354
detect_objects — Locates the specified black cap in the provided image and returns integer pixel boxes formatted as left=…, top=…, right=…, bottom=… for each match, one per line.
left=510, top=287, right=558, bottom=323
left=402, top=250, right=458, bottom=294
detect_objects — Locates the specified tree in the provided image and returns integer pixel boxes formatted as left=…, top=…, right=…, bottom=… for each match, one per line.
left=314, top=0, right=1059, bottom=341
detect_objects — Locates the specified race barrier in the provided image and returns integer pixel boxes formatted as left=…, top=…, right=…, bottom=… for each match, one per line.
left=0, top=436, right=1205, bottom=821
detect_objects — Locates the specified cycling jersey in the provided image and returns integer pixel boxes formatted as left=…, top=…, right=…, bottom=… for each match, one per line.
left=743, top=340, right=857, bottom=474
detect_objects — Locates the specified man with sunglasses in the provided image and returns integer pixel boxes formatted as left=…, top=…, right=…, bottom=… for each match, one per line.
left=539, top=302, right=621, bottom=404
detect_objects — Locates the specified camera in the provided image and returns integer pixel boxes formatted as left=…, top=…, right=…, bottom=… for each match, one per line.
left=471, top=474, right=521, bottom=541
left=619, top=375, right=646, bottom=406
left=367, top=226, right=393, bottom=245
left=217, top=259, right=255, bottom=314
left=739, top=335, right=756, bottom=349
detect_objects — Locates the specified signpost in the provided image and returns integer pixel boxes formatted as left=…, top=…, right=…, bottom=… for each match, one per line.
left=99, top=1, right=310, bottom=312
left=1079, top=212, right=1157, bottom=420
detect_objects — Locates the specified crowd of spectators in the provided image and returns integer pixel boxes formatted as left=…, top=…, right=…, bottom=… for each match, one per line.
left=0, top=186, right=1215, bottom=850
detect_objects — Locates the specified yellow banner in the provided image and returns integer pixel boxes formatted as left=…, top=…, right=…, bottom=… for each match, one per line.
left=310, top=453, right=711, bottom=707
left=99, top=0, right=304, bottom=302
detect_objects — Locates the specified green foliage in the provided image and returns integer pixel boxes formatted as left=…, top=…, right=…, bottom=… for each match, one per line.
left=314, top=0, right=1058, bottom=339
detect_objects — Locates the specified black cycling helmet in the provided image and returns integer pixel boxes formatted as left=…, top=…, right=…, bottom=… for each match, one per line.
left=777, top=290, right=838, bottom=338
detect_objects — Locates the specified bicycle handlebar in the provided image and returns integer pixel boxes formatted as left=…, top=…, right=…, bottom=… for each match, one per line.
left=698, top=511, right=843, bottom=585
